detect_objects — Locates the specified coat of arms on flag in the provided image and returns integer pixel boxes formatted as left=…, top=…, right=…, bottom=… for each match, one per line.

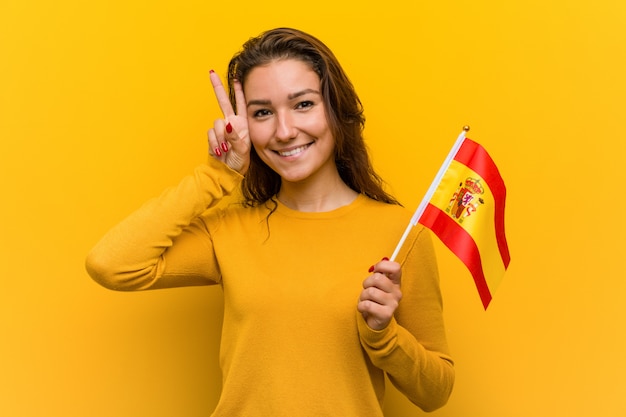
left=447, top=178, right=484, bottom=223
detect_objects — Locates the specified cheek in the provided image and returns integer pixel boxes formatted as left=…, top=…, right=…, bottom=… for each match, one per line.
left=248, top=126, right=272, bottom=164
left=248, top=122, right=271, bottom=147
left=305, top=112, right=332, bottom=137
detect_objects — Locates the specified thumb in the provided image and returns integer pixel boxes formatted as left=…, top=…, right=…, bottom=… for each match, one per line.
left=223, top=122, right=250, bottom=174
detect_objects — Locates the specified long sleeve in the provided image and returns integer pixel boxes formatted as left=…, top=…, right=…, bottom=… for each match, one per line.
left=357, top=226, right=455, bottom=412
left=85, top=158, right=243, bottom=291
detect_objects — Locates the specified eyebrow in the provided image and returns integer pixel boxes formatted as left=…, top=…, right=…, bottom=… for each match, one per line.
left=246, top=89, right=321, bottom=108
left=288, top=89, right=320, bottom=100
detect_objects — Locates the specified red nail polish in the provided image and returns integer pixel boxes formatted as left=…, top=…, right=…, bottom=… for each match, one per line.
left=225, top=123, right=233, bottom=133
left=221, top=142, right=229, bottom=152
left=368, top=265, right=375, bottom=273
left=209, top=69, right=215, bottom=74
left=214, top=147, right=222, bottom=157
left=382, top=257, right=389, bottom=261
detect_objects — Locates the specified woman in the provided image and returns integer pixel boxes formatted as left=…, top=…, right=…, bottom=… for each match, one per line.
left=86, top=27, right=454, bottom=416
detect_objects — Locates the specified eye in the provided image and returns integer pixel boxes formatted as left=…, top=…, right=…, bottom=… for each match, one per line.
left=295, top=100, right=314, bottom=110
left=252, top=108, right=272, bottom=118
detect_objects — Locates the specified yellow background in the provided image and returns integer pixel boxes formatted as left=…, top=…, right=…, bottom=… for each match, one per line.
left=1, top=1, right=624, bottom=416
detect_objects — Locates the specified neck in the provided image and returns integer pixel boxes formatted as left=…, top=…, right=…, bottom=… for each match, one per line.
left=277, top=176, right=358, bottom=212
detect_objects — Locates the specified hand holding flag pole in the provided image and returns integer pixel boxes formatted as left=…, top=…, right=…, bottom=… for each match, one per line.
left=390, top=126, right=510, bottom=309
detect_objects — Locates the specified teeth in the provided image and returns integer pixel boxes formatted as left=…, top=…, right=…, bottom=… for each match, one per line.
left=278, top=144, right=308, bottom=157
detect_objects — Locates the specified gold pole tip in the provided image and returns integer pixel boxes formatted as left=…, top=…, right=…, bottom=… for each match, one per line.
left=463, top=125, right=470, bottom=132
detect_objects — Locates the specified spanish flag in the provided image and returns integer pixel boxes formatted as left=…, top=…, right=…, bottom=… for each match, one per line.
left=391, top=127, right=510, bottom=309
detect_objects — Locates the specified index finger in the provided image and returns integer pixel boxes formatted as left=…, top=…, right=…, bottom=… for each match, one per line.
left=370, top=260, right=402, bottom=285
left=210, top=70, right=235, bottom=118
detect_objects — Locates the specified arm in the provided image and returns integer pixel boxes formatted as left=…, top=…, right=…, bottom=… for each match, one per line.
left=357, top=227, right=455, bottom=411
left=85, top=158, right=242, bottom=291
left=87, top=70, right=251, bottom=291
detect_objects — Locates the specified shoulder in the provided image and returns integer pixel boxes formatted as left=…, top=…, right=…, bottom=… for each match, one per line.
left=358, top=195, right=413, bottom=224
left=198, top=197, right=273, bottom=231
left=357, top=197, right=436, bottom=259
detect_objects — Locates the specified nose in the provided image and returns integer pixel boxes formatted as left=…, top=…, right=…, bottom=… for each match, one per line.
left=275, top=111, right=297, bottom=142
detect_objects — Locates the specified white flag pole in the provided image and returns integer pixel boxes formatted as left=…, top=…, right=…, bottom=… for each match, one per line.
left=389, top=126, right=470, bottom=262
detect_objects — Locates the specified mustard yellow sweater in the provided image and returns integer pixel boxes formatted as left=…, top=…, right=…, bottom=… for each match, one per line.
left=86, top=157, right=454, bottom=416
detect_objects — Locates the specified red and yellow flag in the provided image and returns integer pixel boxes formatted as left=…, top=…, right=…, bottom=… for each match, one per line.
left=391, top=128, right=510, bottom=309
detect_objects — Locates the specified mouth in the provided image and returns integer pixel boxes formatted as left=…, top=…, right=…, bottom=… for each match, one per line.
left=275, top=143, right=312, bottom=157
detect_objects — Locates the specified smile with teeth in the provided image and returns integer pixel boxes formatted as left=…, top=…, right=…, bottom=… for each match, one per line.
left=276, top=143, right=311, bottom=157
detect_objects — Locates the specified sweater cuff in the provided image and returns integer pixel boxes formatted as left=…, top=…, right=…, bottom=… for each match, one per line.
left=200, top=157, right=244, bottom=195
left=356, top=311, right=399, bottom=355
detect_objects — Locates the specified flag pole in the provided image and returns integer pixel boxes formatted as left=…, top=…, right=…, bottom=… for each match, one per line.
left=389, top=126, right=470, bottom=261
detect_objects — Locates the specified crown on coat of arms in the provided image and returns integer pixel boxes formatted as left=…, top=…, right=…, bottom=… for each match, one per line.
left=464, top=178, right=484, bottom=195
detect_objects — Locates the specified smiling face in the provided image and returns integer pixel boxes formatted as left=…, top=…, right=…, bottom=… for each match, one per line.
left=244, top=59, right=339, bottom=187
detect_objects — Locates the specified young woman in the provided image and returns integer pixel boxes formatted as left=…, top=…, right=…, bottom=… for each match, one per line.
left=86, top=27, right=454, bottom=416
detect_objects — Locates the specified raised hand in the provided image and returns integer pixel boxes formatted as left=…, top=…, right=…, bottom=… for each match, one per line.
left=207, top=70, right=251, bottom=174
left=357, top=258, right=403, bottom=331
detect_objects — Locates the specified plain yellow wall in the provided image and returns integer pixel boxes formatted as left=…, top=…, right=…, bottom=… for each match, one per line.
left=2, top=1, right=625, bottom=416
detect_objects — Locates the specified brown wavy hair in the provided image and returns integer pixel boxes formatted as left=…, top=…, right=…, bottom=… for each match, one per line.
left=227, top=27, right=400, bottom=207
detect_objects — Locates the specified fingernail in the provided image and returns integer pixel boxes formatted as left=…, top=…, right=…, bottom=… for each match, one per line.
left=214, top=147, right=222, bottom=157
left=221, top=142, right=229, bottom=152
left=225, top=123, right=233, bottom=133
left=368, top=265, right=375, bottom=273
left=209, top=69, right=215, bottom=74
left=381, top=257, right=389, bottom=261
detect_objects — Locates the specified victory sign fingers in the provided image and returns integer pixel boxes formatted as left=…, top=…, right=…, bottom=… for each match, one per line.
left=207, top=70, right=250, bottom=174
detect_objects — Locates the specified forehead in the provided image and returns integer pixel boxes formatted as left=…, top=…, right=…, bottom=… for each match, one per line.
left=244, top=59, right=321, bottom=98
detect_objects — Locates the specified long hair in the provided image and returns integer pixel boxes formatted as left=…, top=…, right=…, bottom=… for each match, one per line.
left=227, top=27, right=400, bottom=206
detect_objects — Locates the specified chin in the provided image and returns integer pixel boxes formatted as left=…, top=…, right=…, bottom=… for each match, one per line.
left=278, top=172, right=310, bottom=184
